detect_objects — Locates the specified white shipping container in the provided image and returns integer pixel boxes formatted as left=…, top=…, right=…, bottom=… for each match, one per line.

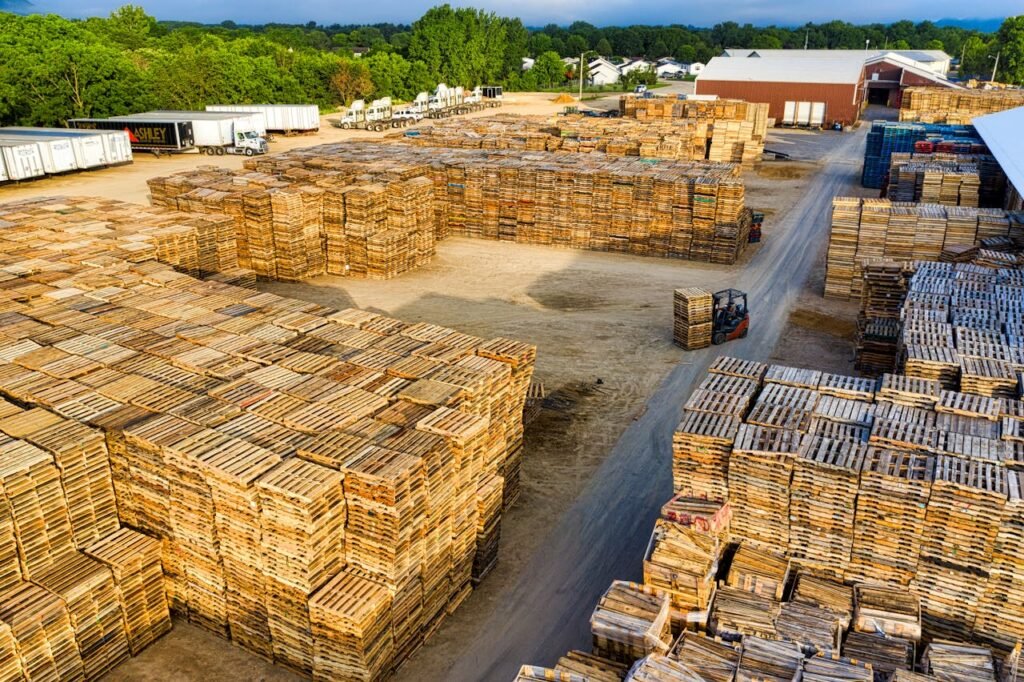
left=0, top=141, right=46, bottom=181
left=0, top=127, right=133, bottom=169
left=796, top=101, right=812, bottom=126
left=206, top=104, right=319, bottom=132
left=783, top=101, right=797, bottom=125
left=0, top=135, right=77, bottom=174
left=809, top=102, right=827, bottom=127
left=0, top=154, right=7, bottom=182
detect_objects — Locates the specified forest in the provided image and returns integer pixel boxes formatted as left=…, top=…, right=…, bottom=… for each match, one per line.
left=1, top=4, right=1021, bottom=127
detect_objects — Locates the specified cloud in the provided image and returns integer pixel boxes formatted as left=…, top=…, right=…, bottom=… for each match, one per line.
left=28, top=0, right=1013, bottom=26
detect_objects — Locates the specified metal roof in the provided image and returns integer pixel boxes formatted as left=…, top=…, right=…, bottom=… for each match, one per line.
left=863, top=52, right=960, bottom=87
left=697, top=55, right=865, bottom=85
left=973, top=106, right=1024, bottom=197
left=722, top=48, right=951, bottom=64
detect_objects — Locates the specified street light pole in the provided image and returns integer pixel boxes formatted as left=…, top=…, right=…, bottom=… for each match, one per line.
left=989, top=52, right=1001, bottom=83
left=580, top=51, right=585, bottom=102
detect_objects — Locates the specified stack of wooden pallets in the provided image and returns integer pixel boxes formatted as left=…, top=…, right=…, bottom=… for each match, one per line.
left=308, top=570, right=394, bottom=682
left=671, top=633, right=740, bottom=682
left=842, top=631, right=915, bottom=679
left=847, top=448, right=934, bottom=585
left=975, top=471, right=1024, bottom=649
left=852, top=584, right=922, bottom=642
left=728, top=424, right=802, bottom=552
left=642, top=518, right=718, bottom=616
left=922, top=642, right=997, bottom=681
left=85, top=528, right=172, bottom=655
left=735, top=636, right=803, bottom=682
left=672, top=410, right=741, bottom=499
left=554, top=650, right=629, bottom=681
left=673, top=288, right=713, bottom=350
left=0, top=581, right=85, bottom=681
left=900, top=86, right=1024, bottom=124
left=709, top=585, right=779, bottom=639
left=914, top=456, right=1007, bottom=640
left=590, top=581, right=672, bottom=664
left=789, top=434, right=866, bottom=578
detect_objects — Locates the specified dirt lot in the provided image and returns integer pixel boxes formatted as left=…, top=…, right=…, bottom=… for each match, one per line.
left=3, top=104, right=868, bottom=680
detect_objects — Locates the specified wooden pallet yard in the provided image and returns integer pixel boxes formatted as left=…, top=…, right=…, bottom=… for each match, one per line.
left=824, top=198, right=1022, bottom=301
left=0, top=193, right=537, bottom=680
left=238, top=141, right=754, bottom=265
left=399, top=108, right=769, bottom=168
left=900, top=86, right=1024, bottom=125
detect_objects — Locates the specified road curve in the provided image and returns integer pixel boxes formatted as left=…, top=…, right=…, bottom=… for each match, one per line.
left=445, top=125, right=868, bottom=680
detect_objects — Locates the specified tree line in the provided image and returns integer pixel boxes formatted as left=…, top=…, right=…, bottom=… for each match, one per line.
left=1, top=5, right=1021, bottom=129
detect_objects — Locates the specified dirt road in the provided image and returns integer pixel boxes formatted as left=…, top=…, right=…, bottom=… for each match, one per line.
left=442, top=125, right=869, bottom=680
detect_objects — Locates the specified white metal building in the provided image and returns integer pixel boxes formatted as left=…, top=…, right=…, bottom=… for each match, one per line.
left=973, top=105, right=1024, bottom=209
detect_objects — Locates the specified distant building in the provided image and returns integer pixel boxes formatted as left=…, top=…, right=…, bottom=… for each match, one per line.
left=521, top=57, right=535, bottom=71
left=696, top=55, right=868, bottom=125
left=656, top=60, right=686, bottom=78
left=620, top=59, right=654, bottom=76
left=721, top=48, right=952, bottom=76
left=697, top=50, right=958, bottom=125
left=687, top=62, right=705, bottom=76
left=588, top=58, right=622, bottom=86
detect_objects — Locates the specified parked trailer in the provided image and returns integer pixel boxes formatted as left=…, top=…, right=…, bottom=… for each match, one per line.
left=106, top=112, right=267, bottom=156
left=480, top=86, right=503, bottom=108
left=809, top=102, right=827, bottom=128
left=71, top=118, right=194, bottom=156
left=0, top=140, right=47, bottom=181
left=144, top=110, right=268, bottom=139
left=206, top=104, right=319, bottom=133
left=0, top=134, right=77, bottom=174
left=0, top=127, right=132, bottom=168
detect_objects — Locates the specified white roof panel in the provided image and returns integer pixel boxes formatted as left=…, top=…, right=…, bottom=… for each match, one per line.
left=698, top=55, right=864, bottom=85
left=973, top=106, right=1024, bottom=197
left=722, top=48, right=951, bottom=63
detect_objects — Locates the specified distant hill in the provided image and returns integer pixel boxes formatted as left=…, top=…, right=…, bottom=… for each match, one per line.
left=935, top=17, right=1003, bottom=33
left=0, top=0, right=33, bottom=14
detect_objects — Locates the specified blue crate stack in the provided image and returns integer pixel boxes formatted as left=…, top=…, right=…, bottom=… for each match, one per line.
left=861, top=121, right=982, bottom=189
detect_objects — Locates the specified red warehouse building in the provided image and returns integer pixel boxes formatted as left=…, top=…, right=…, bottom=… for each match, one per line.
left=695, top=51, right=959, bottom=126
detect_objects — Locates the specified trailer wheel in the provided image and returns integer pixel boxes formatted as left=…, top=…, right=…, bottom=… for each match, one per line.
left=341, top=122, right=351, bottom=130
left=215, top=147, right=225, bottom=155
left=199, top=147, right=207, bottom=155
left=244, top=148, right=255, bottom=156
left=152, top=150, right=161, bottom=158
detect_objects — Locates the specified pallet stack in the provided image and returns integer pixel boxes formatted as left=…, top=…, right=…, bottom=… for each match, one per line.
left=789, top=435, right=866, bottom=578
left=728, top=424, right=802, bottom=552
left=900, top=87, right=1024, bottom=124
left=401, top=110, right=769, bottom=167
left=823, top=198, right=1020, bottom=300
left=673, top=288, right=713, bottom=350
left=242, top=142, right=753, bottom=265
left=0, top=194, right=538, bottom=679
left=590, top=581, right=672, bottom=664
left=642, top=517, right=719, bottom=616
left=975, top=471, right=1024, bottom=649
left=914, top=456, right=1006, bottom=640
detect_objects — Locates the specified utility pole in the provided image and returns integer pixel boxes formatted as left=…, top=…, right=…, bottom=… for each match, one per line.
left=579, top=51, right=585, bottom=102
left=804, top=30, right=809, bottom=50
left=990, top=51, right=1001, bottom=83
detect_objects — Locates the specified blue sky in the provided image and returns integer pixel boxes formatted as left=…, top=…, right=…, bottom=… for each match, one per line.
left=28, top=0, right=1010, bottom=26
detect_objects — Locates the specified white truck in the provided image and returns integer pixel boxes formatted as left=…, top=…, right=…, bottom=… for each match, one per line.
left=112, top=111, right=268, bottom=155
left=333, top=97, right=413, bottom=131
left=393, top=92, right=429, bottom=124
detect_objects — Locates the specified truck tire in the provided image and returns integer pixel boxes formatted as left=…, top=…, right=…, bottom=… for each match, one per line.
left=199, top=147, right=207, bottom=155
left=244, top=148, right=254, bottom=157
left=341, top=122, right=351, bottom=130
left=215, top=147, right=225, bottom=156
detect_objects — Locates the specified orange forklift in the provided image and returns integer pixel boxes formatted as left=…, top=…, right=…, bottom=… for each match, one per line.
left=712, top=289, right=750, bottom=345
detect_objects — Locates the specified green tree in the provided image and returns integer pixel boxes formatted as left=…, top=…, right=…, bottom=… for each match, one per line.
left=892, top=39, right=911, bottom=49
left=566, top=34, right=588, bottom=57
left=103, top=5, right=158, bottom=50
left=960, top=35, right=993, bottom=78
left=649, top=39, right=669, bottom=58
left=330, top=59, right=373, bottom=104
left=531, top=50, right=565, bottom=87
left=994, top=16, right=1024, bottom=84
left=925, top=39, right=945, bottom=51
left=595, top=37, right=613, bottom=57
left=364, top=51, right=411, bottom=98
